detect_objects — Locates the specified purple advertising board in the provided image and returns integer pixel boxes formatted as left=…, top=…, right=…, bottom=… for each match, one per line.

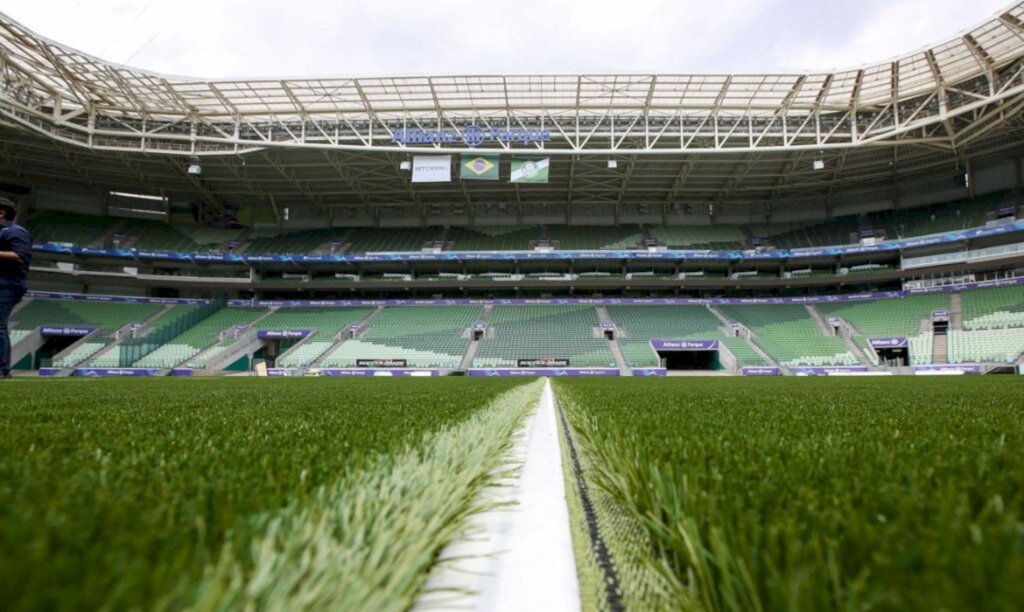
left=631, top=368, right=667, bottom=376
left=791, top=366, right=870, bottom=375
left=256, top=329, right=312, bottom=339
left=868, top=337, right=909, bottom=348
left=38, top=367, right=64, bottom=377
left=73, top=368, right=165, bottom=377
left=600, top=322, right=616, bottom=329
left=30, top=219, right=1024, bottom=264
left=223, top=276, right=1024, bottom=309
left=27, top=291, right=209, bottom=305
left=932, top=311, right=950, bottom=319
left=468, top=368, right=620, bottom=377
left=320, top=368, right=441, bottom=377
left=40, top=326, right=96, bottom=337
left=914, top=364, right=983, bottom=375
left=356, top=359, right=408, bottom=368
left=267, top=368, right=444, bottom=376
left=742, top=367, right=781, bottom=376
left=518, top=358, right=571, bottom=367
left=170, top=368, right=194, bottom=377
left=650, top=339, right=720, bottom=351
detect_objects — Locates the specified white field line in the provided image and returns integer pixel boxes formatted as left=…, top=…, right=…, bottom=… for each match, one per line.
left=415, top=378, right=580, bottom=611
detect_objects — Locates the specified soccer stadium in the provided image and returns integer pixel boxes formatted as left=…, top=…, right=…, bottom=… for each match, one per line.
left=1, top=1, right=1023, bottom=610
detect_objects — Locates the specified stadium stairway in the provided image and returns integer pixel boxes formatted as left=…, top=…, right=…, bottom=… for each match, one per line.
left=196, top=309, right=277, bottom=372
left=594, top=306, right=630, bottom=374
left=807, top=305, right=873, bottom=366
left=80, top=305, right=176, bottom=368
left=950, top=293, right=964, bottom=330
left=933, top=333, right=948, bottom=364
left=804, top=305, right=834, bottom=336
left=458, top=305, right=493, bottom=370
left=312, top=307, right=384, bottom=367
left=707, top=304, right=781, bottom=368
left=841, top=334, right=874, bottom=366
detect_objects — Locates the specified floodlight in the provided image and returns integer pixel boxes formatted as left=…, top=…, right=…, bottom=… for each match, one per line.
left=400, top=160, right=412, bottom=170
left=812, top=159, right=825, bottom=170
left=607, top=160, right=618, bottom=169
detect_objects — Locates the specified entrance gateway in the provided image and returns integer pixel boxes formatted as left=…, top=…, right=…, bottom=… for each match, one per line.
left=868, top=337, right=911, bottom=366
left=650, top=339, right=723, bottom=371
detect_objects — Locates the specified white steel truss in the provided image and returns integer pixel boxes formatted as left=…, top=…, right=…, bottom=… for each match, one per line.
left=1, top=4, right=1024, bottom=157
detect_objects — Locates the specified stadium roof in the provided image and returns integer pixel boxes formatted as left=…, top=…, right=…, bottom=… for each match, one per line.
left=1, top=4, right=1024, bottom=216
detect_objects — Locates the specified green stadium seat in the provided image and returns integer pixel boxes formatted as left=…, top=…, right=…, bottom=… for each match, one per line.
left=473, top=305, right=615, bottom=368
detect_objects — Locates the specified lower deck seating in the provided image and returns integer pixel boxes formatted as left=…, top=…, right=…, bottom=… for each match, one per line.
left=817, top=293, right=950, bottom=366
left=266, top=307, right=374, bottom=367
left=473, top=305, right=615, bottom=368
left=321, top=306, right=480, bottom=368
left=12, top=299, right=165, bottom=367
left=719, top=304, right=857, bottom=366
left=961, top=286, right=1024, bottom=330
left=947, top=329, right=1024, bottom=363
left=133, top=307, right=268, bottom=368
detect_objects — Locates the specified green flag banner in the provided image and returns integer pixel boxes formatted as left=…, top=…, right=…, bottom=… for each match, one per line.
left=510, top=158, right=550, bottom=183
left=460, top=154, right=500, bottom=180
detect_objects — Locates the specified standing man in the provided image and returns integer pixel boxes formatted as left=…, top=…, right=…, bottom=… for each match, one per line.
left=0, top=197, right=31, bottom=379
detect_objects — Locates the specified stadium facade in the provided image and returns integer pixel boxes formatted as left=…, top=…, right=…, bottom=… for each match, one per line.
left=1, top=4, right=1023, bottom=376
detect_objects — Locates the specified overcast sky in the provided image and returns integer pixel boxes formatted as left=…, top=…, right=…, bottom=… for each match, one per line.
left=2, top=0, right=1013, bottom=78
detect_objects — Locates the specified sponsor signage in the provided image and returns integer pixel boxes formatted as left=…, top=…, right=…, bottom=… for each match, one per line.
left=650, top=339, right=720, bottom=351
left=356, top=359, right=408, bottom=368
left=932, top=310, right=950, bottom=319
left=468, top=368, right=619, bottom=377
left=392, top=126, right=550, bottom=148
left=518, top=358, right=570, bottom=367
left=600, top=322, right=616, bottom=329
left=256, top=329, right=312, bottom=339
left=33, top=220, right=1024, bottom=264
left=170, top=368, right=193, bottom=377
left=791, top=366, right=870, bottom=376
left=27, top=291, right=209, bottom=305
left=742, top=367, right=781, bottom=376
left=73, top=368, right=164, bottom=377
left=631, top=368, right=667, bottom=376
left=26, top=276, right=1024, bottom=313
left=914, top=364, right=983, bottom=375
left=411, top=155, right=452, bottom=183
left=38, top=367, right=64, bottom=377
left=40, top=326, right=95, bottom=337
left=868, top=337, right=909, bottom=348
left=319, top=368, right=440, bottom=377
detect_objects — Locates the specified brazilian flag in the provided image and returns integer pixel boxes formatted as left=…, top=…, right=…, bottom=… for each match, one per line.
left=460, top=154, right=499, bottom=181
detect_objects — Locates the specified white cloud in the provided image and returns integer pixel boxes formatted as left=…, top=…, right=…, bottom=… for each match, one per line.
left=767, top=0, right=1011, bottom=72
left=1, top=0, right=1014, bottom=78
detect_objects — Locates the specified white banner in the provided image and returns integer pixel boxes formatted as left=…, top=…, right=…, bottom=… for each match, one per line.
left=412, top=155, right=452, bottom=183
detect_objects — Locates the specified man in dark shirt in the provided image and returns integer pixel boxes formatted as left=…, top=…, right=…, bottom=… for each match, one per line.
left=0, top=198, right=31, bottom=379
